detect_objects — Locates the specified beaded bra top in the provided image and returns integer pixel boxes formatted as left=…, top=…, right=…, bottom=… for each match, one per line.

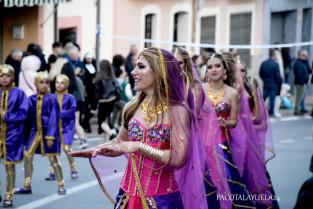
left=214, top=102, right=230, bottom=119
left=120, top=119, right=179, bottom=197
left=214, top=102, right=231, bottom=143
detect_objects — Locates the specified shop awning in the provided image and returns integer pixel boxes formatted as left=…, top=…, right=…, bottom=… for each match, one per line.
left=2, top=0, right=67, bottom=8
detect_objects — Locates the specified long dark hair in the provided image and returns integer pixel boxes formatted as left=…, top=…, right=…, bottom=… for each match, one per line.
left=95, top=60, right=115, bottom=81
left=112, top=54, right=125, bottom=68
left=60, top=62, right=78, bottom=93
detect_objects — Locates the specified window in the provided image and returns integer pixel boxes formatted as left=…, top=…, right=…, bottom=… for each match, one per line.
left=173, top=12, right=188, bottom=48
left=230, top=12, right=252, bottom=67
left=59, top=28, right=77, bottom=46
left=200, top=16, right=216, bottom=44
left=145, top=14, right=156, bottom=48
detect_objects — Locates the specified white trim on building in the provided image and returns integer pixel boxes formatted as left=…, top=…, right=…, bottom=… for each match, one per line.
left=169, top=3, right=192, bottom=52
left=140, top=4, right=161, bottom=50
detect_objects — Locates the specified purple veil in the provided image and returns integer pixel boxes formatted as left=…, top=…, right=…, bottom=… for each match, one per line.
left=252, top=81, right=275, bottom=163
left=239, top=83, right=273, bottom=205
left=90, top=48, right=208, bottom=209
left=160, top=48, right=207, bottom=209
left=229, top=69, right=274, bottom=206
left=191, top=65, right=232, bottom=208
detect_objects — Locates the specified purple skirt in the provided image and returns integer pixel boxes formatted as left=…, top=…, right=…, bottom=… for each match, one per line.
left=114, top=188, right=182, bottom=209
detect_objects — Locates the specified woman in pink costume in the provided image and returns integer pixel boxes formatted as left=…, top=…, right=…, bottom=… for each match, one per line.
left=202, top=53, right=256, bottom=208
left=174, top=48, right=232, bottom=209
left=70, top=47, right=207, bottom=209
left=235, top=59, right=279, bottom=209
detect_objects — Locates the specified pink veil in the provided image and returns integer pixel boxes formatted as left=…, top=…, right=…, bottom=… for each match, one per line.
left=252, top=81, right=276, bottom=163
left=190, top=61, right=232, bottom=209
left=229, top=68, right=274, bottom=206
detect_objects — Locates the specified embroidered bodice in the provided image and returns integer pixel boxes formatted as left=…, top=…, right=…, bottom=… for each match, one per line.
left=120, top=119, right=179, bottom=197
left=215, top=102, right=230, bottom=119
left=214, top=102, right=231, bottom=143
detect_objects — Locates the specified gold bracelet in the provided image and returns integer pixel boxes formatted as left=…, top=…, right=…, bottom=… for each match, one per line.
left=138, top=142, right=164, bottom=161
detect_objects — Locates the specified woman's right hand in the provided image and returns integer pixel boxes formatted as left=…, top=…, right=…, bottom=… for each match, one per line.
left=69, top=144, right=123, bottom=158
left=68, top=148, right=95, bottom=158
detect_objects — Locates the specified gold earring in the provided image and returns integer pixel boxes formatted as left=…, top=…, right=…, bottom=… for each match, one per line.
left=223, top=73, right=227, bottom=80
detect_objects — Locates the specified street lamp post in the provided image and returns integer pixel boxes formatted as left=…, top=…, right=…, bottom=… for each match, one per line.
left=96, top=0, right=101, bottom=71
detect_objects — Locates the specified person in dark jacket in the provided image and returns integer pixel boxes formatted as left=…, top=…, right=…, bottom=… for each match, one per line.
left=293, top=49, right=310, bottom=115
left=26, top=43, right=48, bottom=72
left=81, top=53, right=97, bottom=133
left=281, top=47, right=293, bottom=84
left=259, top=49, right=283, bottom=116
left=125, top=44, right=137, bottom=89
left=93, top=60, right=118, bottom=141
left=5, top=49, right=23, bottom=86
left=48, top=42, right=63, bottom=71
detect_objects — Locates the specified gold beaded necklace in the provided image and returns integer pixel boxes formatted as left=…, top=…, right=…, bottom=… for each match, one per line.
left=141, top=99, right=168, bottom=126
left=208, top=82, right=225, bottom=106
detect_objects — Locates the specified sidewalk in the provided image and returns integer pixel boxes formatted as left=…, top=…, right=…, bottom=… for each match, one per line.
left=280, top=93, right=313, bottom=117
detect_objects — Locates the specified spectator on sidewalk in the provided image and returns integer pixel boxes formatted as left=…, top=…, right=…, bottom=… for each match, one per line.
left=272, top=46, right=284, bottom=117
left=259, top=49, right=283, bottom=116
left=281, top=47, right=293, bottom=84
left=81, top=53, right=97, bottom=133
left=293, top=49, right=310, bottom=115
left=300, top=53, right=312, bottom=114
left=48, top=42, right=63, bottom=71
left=5, top=49, right=23, bottom=86
left=26, top=43, right=48, bottom=72
left=63, top=45, right=84, bottom=80
left=61, top=63, right=88, bottom=149
left=111, top=70, right=132, bottom=131
left=19, top=55, right=41, bottom=97
left=125, top=44, right=137, bottom=89
left=93, top=60, right=119, bottom=142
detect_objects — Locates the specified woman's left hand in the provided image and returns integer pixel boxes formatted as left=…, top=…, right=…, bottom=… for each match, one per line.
left=218, top=117, right=227, bottom=127
left=106, top=141, right=140, bottom=154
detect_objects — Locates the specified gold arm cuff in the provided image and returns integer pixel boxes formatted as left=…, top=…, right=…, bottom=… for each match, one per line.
left=138, top=142, right=164, bottom=161
left=45, top=136, right=55, bottom=140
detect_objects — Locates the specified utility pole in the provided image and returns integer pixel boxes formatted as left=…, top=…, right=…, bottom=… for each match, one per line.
left=54, top=3, right=58, bottom=42
left=96, top=0, right=101, bottom=71
left=0, top=2, right=3, bottom=63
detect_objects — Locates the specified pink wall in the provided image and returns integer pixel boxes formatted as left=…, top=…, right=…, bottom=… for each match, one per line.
left=58, top=16, right=82, bottom=47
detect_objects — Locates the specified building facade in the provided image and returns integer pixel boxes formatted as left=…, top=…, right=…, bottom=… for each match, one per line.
left=1, top=0, right=312, bottom=79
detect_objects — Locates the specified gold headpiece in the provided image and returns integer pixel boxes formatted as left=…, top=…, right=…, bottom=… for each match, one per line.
left=56, top=74, right=70, bottom=88
left=235, top=59, right=241, bottom=64
left=174, top=48, right=178, bottom=58
left=34, top=71, right=49, bottom=87
left=0, top=64, right=14, bottom=79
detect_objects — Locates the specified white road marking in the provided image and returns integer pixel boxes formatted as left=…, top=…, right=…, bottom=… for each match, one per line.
left=270, top=115, right=312, bottom=123
left=16, top=171, right=124, bottom=209
left=280, top=139, right=297, bottom=144
left=304, top=136, right=312, bottom=140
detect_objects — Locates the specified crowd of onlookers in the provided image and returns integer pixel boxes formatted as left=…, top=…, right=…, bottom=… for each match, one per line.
left=259, top=47, right=312, bottom=117
left=4, top=41, right=135, bottom=149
